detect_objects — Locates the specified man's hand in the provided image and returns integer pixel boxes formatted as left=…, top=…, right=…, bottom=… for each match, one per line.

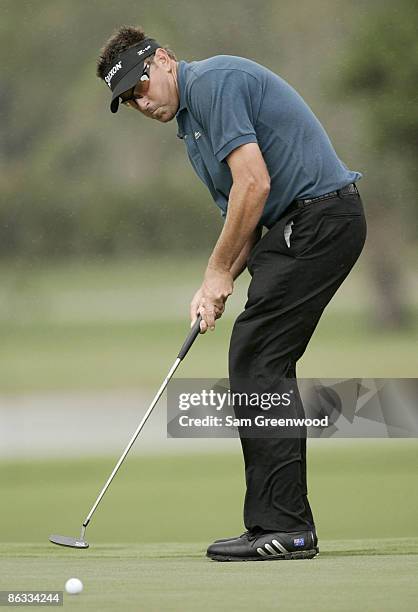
left=190, top=267, right=233, bottom=333
left=190, top=286, right=203, bottom=327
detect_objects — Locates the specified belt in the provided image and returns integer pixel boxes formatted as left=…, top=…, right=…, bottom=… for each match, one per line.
left=293, top=183, right=359, bottom=207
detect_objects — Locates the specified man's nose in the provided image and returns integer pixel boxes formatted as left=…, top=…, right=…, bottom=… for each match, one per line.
left=134, top=97, right=149, bottom=113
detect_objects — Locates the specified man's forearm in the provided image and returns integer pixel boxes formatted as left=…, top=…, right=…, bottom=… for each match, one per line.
left=207, top=178, right=269, bottom=274
left=230, top=226, right=262, bottom=280
left=196, top=143, right=270, bottom=333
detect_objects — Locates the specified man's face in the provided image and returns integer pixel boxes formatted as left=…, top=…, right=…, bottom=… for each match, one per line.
left=123, top=49, right=179, bottom=122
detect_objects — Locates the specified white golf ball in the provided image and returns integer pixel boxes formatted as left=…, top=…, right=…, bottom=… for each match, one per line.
left=65, top=578, right=83, bottom=595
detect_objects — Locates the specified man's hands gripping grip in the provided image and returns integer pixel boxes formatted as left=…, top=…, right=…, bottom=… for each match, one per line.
left=190, top=265, right=233, bottom=333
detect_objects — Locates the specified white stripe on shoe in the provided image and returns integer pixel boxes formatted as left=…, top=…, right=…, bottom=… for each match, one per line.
left=257, top=539, right=289, bottom=557
left=272, top=539, right=289, bottom=554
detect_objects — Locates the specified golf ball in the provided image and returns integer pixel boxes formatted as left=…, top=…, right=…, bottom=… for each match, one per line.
left=65, top=578, right=83, bottom=595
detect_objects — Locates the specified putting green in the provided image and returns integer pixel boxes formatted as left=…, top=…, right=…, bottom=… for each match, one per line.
left=1, top=539, right=418, bottom=611
left=2, top=444, right=417, bottom=609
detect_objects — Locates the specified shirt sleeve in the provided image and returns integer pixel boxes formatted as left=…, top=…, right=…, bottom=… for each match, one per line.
left=187, top=69, right=262, bottom=162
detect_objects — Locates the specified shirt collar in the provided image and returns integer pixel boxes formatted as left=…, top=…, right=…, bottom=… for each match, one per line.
left=176, top=61, right=189, bottom=138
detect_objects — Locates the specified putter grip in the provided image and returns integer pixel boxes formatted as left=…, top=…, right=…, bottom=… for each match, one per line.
left=178, top=315, right=202, bottom=360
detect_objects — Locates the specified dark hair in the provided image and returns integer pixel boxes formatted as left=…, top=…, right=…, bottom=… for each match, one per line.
left=96, top=25, right=177, bottom=80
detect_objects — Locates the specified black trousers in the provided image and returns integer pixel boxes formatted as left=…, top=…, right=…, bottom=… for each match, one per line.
left=228, top=187, right=367, bottom=533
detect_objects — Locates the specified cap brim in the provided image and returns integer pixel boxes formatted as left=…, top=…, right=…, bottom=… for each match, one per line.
left=109, top=62, right=145, bottom=114
left=110, top=97, right=120, bottom=113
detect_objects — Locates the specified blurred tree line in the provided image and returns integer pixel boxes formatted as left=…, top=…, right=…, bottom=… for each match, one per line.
left=334, top=0, right=418, bottom=326
left=0, top=0, right=416, bottom=326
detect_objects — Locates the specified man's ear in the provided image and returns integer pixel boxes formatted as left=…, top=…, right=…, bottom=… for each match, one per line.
left=154, top=48, right=170, bottom=70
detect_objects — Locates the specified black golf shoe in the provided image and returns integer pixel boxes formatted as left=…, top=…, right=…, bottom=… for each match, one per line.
left=207, top=529, right=319, bottom=561
left=213, top=531, right=250, bottom=544
left=214, top=527, right=318, bottom=546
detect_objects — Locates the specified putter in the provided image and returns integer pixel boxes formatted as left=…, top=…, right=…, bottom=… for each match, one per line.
left=49, top=315, right=203, bottom=549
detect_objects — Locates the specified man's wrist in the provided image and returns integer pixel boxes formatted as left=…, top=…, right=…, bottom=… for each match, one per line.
left=206, top=258, right=233, bottom=274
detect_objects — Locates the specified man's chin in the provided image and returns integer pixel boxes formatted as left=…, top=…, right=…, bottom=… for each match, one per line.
left=153, top=108, right=175, bottom=123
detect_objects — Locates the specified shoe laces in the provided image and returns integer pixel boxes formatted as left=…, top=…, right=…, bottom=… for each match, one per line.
left=240, top=529, right=263, bottom=541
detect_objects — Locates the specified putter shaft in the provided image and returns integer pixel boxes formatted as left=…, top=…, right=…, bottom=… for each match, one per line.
left=82, top=357, right=181, bottom=529
left=81, top=315, right=202, bottom=535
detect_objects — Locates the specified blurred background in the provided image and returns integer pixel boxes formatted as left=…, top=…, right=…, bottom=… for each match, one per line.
left=0, top=0, right=417, bottom=545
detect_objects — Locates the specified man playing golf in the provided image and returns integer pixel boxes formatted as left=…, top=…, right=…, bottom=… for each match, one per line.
left=97, top=26, right=367, bottom=562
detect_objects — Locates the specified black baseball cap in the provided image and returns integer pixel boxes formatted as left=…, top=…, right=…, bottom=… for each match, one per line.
left=105, top=38, right=161, bottom=113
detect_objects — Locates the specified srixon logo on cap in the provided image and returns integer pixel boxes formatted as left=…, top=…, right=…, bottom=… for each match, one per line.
left=105, top=61, right=122, bottom=88
left=137, top=44, right=151, bottom=56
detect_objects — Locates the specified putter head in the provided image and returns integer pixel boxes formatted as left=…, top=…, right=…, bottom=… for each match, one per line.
left=49, top=534, right=89, bottom=549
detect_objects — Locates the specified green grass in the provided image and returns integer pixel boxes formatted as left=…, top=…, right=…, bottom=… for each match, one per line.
left=1, top=444, right=417, bottom=610
left=0, top=312, right=417, bottom=392
left=1, top=540, right=418, bottom=611
left=1, top=443, right=417, bottom=544
left=0, top=258, right=416, bottom=391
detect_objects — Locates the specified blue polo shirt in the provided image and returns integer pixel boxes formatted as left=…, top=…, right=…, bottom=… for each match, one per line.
left=175, top=56, right=362, bottom=228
